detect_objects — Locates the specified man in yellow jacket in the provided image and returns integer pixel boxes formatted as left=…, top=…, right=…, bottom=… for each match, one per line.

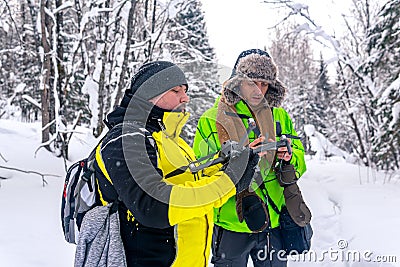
left=93, top=61, right=259, bottom=266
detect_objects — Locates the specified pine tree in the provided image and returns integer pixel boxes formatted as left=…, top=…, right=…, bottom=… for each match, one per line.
left=365, top=0, right=400, bottom=170
left=314, top=53, right=332, bottom=136
left=164, top=0, right=219, bottom=142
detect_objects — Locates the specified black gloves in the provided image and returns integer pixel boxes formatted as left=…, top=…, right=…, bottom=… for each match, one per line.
left=236, top=189, right=270, bottom=232
left=223, top=146, right=259, bottom=193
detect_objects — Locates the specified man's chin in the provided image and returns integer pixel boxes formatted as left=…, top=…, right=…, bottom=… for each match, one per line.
left=249, top=99, right=262, bottom=106
left=173, top=105, right=187, bottom=112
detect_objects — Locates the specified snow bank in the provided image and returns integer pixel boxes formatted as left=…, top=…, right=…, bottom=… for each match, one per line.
left=0, top=120, right=399, bottom=267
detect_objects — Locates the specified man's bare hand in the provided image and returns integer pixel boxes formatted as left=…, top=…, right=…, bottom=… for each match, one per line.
left=277, top=138, right=292, bottom=161
left=249, top=136, right=267, bottom=157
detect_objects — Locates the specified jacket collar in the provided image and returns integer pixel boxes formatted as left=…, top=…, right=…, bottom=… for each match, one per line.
left=106, top=94, right=189, bottom=139
left=160, top=111, right=189, bottom=139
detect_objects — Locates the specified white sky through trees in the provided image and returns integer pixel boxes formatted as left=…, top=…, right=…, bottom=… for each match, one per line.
left=200, top=0, right=353, bottom=68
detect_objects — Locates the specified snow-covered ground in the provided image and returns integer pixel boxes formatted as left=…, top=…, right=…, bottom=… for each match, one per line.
left=0, top=119, right=399, bottom=267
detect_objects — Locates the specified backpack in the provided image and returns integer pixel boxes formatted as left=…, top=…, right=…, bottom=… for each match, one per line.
left=61, top=123, right=124, bottom=244
left=61, top=146, right=98, bottom=244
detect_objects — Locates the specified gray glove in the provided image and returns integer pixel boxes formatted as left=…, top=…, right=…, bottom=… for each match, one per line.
left=223, top=147, right=259, bottom=193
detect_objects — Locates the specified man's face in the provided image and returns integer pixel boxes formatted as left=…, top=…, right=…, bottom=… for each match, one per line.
left=240, top=79, right=269, bottom=106
left=149, top=85, right=189, bottom=111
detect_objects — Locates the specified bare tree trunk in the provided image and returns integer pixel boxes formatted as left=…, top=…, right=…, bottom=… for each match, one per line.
left=40, top=0, right=52, bottom=149
left=113, top=0, right=137, bottom=108
left=338, top=63, right=370, bottom=167
left=74, top=0, right=87, bottom=73
left=143, top=0, right=150, bottom=59
left=147, top=0, right=157, bottom=60
left=54, top=0, right=70, bottom=158
left=93, top=0, right=111, bottom=137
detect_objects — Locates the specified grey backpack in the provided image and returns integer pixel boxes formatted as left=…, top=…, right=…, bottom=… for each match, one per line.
left=61, top=148, right=97, bottom=244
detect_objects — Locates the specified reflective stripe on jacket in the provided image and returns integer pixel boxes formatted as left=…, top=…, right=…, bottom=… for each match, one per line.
left=94, top=97, right=235, bottom=266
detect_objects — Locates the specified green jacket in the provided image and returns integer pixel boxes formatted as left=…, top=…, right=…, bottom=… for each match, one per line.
left=193, top=100, right=306, bottom=232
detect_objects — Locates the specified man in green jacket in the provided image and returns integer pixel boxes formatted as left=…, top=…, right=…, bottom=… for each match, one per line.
left=193, top=49, right=308, bottom=266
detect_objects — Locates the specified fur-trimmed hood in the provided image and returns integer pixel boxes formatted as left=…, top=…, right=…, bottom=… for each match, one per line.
left=222, top=49, right=286, bottom=107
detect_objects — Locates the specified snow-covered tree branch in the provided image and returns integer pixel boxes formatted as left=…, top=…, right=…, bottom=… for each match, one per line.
left=264, top=0, right=400, bottom=170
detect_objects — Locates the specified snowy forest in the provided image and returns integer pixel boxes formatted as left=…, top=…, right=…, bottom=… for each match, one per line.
left=0, top=0, right=399, bottom=173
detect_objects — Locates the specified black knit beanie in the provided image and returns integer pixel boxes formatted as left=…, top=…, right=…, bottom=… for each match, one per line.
left=125, top=61, right=188, bottom=101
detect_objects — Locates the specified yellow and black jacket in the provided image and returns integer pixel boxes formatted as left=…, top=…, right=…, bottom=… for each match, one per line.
left=93, top=95, right=235, bottom=267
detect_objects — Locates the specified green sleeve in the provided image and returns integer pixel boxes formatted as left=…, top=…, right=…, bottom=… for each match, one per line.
left=273, top=107, right=307, bottom=178
left=193, top=107, right=221, bottom=159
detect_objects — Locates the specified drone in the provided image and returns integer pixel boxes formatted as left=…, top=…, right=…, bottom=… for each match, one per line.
left=165, top=118, right=300, bottom=179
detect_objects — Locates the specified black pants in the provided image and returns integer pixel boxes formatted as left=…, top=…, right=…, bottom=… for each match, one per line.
left=119, top=214, right=176, bottom=267
left=212, top=225, right=287, bottom=267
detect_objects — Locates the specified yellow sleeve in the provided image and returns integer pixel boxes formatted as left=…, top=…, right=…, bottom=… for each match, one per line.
left=168, top=172, right=235, bottom=226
